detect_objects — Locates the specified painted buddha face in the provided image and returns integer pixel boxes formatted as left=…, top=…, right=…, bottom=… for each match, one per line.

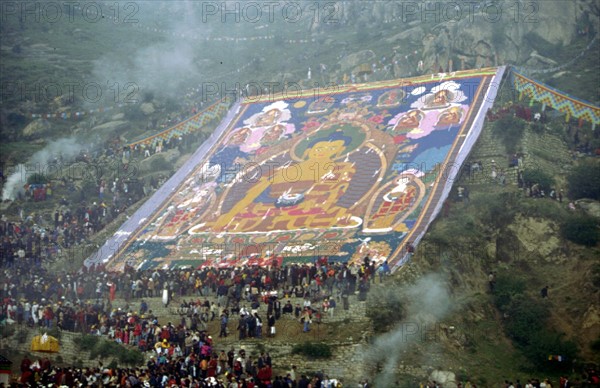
left=397, top=110, right=423, bottom=128
left=306, top=140, right=346, bottom=160
left=229, top=128, right=251, bottom=146
left=255, top=109, right=280, bottom=127
left=261, top=124, right=285, bottom=144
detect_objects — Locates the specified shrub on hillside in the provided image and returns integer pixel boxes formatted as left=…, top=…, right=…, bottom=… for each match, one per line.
left=504, top=295, right=548, bottom=347
left=124, top=105, right=146, bottom=121
left=520, top=198, right=568, bottom=222
left=90, top=339, right=122, bottom=359
left=119, top=348, right=145, bottom=365
left=108, top=359, right=119, bottom=370
left=567, top=159, right=600, bottom=200
left=17, top=329, right=28, bottom=344
left=74, top=334, right=99, bottom=351
left=530, top=121, right=545, bottom=134
left=591, top=337, right=600, bottom=352
left=74, top=334, right=144, bottom=365
left=472, top=191, right=518, bottom=228
left=592, top=264, right=600, bottom=289
left=560, top=214, right=599, bottom=246
left=492, top=271, right=526, bottom=310
left=522, top=169, right=555, bottom=193
left=291, top=342, right=332, bottom=359
left=496, top=291, right=579, bottom=372
left=27, top=173, right=49, bottom=185
left=150, top=155, right=173, bottom=171
left=492, top=115, right=526, bottom=154
left=80, top=179, right=98, bottom=199
left=1, top=324, right=16, bottom=338
left=522, top=330, right=578, bottom=372
left=366, top=284, right=406, bottom=333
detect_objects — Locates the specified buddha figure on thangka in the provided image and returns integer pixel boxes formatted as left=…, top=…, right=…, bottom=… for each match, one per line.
left=190, top=121, right=383, bottom=234
left=363, top=172, right=425, bottom=233
left=117, top=73, right=489, bottom=270
left=377, top=88, right=406, bottom=108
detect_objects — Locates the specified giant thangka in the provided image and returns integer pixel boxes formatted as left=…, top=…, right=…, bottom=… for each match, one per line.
left=86, top=67, right=506, bottom=272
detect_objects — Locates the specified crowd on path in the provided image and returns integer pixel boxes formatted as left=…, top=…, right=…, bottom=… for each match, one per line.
left=2, top=255, right=389, bottom=386
left=16, top=350, right=344, bottom=387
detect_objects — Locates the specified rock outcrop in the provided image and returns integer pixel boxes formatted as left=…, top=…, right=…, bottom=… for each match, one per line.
left=22, top=119, right=51, bottom=137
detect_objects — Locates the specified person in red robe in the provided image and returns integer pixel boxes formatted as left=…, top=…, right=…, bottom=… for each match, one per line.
left=109, top=282, right=116, bottom=301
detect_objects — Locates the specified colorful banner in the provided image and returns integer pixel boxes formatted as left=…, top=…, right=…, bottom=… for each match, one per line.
left=128, top=98, right=231, bottom=149
left=513, top=69, right=600, bottom=125
left=87, top=68, right=505, bottom=272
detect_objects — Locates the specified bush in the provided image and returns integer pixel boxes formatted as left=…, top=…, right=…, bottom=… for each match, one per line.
left=1, top=324, right=16, bottom=338
left=567, top=159, right=600, bottom=200
left=592, top=264, right=600, bottom=289
left=492, top=115, right=526, bottom=154
left=27, top=173, right=49, bottom=185
left=560, top=214, right=599, bottom=246
left=90, top=339, right=122, bottom=359
left=496, top=291, right=579, bottom=372
left=150, top=155, right=173, bottom=171
left=291, top=342, right=332, bottom=359
left=530, top=121, right=545, bottom=134
left=590, top=337, right=600, bottom=352
left=366, top=284, right=406, bottom=332
left=119, top=348, right=145, bottom=365
left=74, top=334, right=99, bottom=351
left=504, top=295, right=548, bottom=347
left=76, top=335, right=144, bottom=365
left=16, top=329, right=28, bottom=344
left=522, top=331, right=578, bottom=372
left=522, top=169, right=555, bottom=193
left=142, top=91, right=154, bottom=103
left=477, top=192, right=519, bottom=228
left=107, top=359, right=119, bottom=370
left=493, top=271, right=526, bottom=310
left=124, top=105, right=146, bottom=121
left=80, top=179, right=99, bottom=199
left=519, top=198, right=568, bottom=222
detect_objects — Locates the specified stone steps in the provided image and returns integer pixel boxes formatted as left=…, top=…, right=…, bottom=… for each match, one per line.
left=110, top=292, right=368, bottom=326
left=459, top=122, right=572, bottom=187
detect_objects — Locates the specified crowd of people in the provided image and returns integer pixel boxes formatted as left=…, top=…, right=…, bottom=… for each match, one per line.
left=17, top=350, right=343, bottom=387
left=0, top=103, right=222, bottom=269
left=0, top=174, right=144, bottom=268
left=0, top=254, right=383, bottom=331
left=1, top=253, right=384, bottom=386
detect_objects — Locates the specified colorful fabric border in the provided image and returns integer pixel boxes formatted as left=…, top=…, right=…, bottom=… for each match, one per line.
left=512, top=69, right=600, bottom=125
left=127, top=98, right=231, bottom=149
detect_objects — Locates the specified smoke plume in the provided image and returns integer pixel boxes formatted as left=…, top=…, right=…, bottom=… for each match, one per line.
left=2, top=138, right=86, bottom=201
left=365, top=272, right=453, bottom=386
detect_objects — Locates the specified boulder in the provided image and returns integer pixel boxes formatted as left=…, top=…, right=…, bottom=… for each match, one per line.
left=111, top=113, right=125, bottom=121
left=91, top=120, right=129, bottom=134
left=339, top=50, right=376, bottom=73
left=385, top=26, right=423, bottom=43
left=507, top=216, right=562, bottom=262
left=429, top=370, right=457, bottom=388
left=140, top=102, right=155, bottom=115
left=575, top=199, right=600, bottom=219
left=22, top=119, right=51, bottom=137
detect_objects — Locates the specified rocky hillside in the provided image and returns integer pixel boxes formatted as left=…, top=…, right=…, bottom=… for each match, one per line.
left=333, top=0, right=598, bottom=71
